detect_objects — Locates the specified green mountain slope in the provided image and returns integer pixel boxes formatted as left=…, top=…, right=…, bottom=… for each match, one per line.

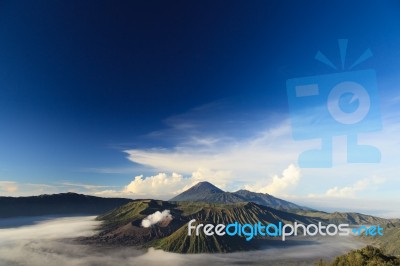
left=361, top=222, right=400, bottom=256
left=152, top=220, right=257, bottom=253
left=317, top=246, right=400, bottom=266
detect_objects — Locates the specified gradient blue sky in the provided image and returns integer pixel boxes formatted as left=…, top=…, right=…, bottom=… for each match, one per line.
left=1, top=1, right=400, bottom=216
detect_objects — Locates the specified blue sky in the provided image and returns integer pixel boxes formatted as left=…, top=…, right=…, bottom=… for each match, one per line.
left=0, top=1, right=400, bottom=217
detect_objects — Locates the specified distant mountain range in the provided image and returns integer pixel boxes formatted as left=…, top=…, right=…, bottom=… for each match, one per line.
left=82, top=182, right=397, bottom=253
left=1, top=182, right=398, bottom=254
left=0, top=193, right=132, bottom=218
left=170, top=181, right=312, bottom=212
left=0, top=181, right=311, bottom=218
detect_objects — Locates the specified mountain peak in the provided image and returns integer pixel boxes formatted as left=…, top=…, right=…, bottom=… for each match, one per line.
left=191, top=181, right=223, bottom=193
left=169, top=181, right=224, bottom=202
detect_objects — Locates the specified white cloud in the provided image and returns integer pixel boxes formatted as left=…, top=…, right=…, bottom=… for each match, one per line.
left=244, top=164, right=301, bottom=195
left=124, top=172, right=185, bottom=197
left=4, top=98, right=400, bottom=216
left=0, top=181, right=112, bottom=197
left=95, top=165, right=300, bottom=199
left=95, top=169, right=230, bottom=199
left=124, top=121, right=308, bottom=186
left=93, top=189, right=120, bottom=196
left=60, top=182, right=116, bottom=191
left=119, top=99, right=400, bottom=217
left=79, top=166, right=147, bottom=174
left=289, top=194, right=400, bottom=218
left=308, top=176, right=386, bottom=198
left=0, top=181, right=57, bottom=196
left=0, top=181, right=18, bottom=193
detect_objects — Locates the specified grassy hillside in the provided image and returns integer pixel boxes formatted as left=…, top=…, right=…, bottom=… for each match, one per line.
left=151, top=220, right=257, bottom=253
left=316, top=246, right=400, bottom=266
left=361, top=222, right=400, bottom=256
left=97, top=199, right=176, bottom=227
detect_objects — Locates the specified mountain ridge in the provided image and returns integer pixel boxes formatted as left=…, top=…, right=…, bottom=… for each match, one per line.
left=170, top=181, right=312, bottom=212
left=0, top=192, right=133, bottom=218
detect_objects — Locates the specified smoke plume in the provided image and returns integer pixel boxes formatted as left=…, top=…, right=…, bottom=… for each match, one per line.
left=141, top=210, right=172, bottom=228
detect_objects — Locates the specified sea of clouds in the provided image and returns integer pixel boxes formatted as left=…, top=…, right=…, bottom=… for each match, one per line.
left=0, top=216, right=365, bottom=266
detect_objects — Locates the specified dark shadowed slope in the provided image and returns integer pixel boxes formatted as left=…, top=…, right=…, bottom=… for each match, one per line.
left=0, top=193, right=132, bottom=218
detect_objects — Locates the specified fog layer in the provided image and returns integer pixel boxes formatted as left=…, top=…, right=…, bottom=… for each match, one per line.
left=0, top=216, right=365, bottom=266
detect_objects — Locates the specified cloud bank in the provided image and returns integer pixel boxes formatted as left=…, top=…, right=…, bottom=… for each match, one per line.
left=94, top=164, right=298, bottom=199
left=0, top=216, right=365, bottom=266
left=116, top=101, right=400, bottom=216
left=308, top=176, right=386, bottom=198
left=124, top=121, right=303, bottom=183
left=0, top=181, right=18, bottom=193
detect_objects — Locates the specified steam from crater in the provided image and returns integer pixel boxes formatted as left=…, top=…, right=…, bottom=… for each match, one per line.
left=141, top=210, right=172, bottom=228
